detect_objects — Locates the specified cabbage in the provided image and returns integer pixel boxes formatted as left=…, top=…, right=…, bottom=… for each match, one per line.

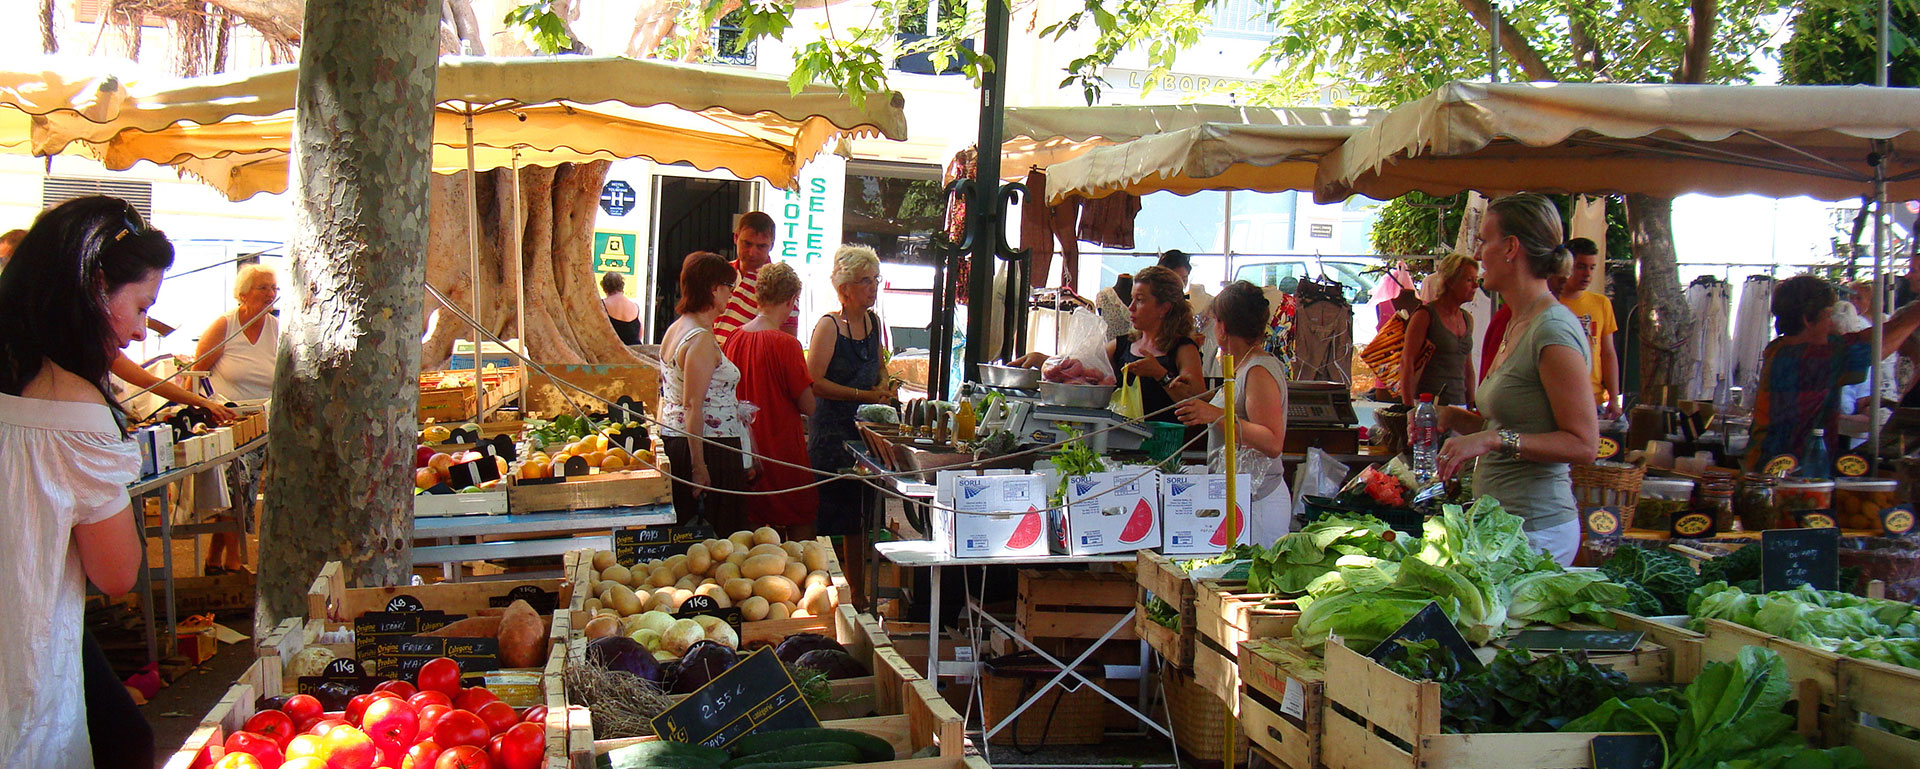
left=587, top=635, right=663, bottom=683
left=793, top=649, right=868, bottom=680
left=775, top=633, right=847, bottom=664
left=672, top=640, right=739, bottom=693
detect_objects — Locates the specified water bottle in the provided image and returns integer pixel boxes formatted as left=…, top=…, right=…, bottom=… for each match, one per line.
left=1798, top=429, right=1832, bottom=480
left=1411, top=393, right=1440, bottom=485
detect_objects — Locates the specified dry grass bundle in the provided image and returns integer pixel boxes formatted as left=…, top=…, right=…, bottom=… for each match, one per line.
left=564, top=661, right=673, bottom=739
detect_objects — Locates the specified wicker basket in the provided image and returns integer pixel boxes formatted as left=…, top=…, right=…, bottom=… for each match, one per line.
left=981, top=655, right=1107, bottom=746
left=1572, top=459, right=1647, bottom=529
left=1161, top=664, right=1248, bottom=763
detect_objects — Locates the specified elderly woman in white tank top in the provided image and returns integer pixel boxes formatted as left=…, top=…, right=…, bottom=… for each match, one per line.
left=187, top=264, right=280, bottom=574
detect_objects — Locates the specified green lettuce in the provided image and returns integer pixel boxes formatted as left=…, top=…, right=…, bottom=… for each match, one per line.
left=1291, top=589, right=1443, bottom=651
left=1248, top=513, right=1411, bottom=595
left=1505, top=570, right=1633, bottom=629
left=1689, top=581, right=1920, bottom=674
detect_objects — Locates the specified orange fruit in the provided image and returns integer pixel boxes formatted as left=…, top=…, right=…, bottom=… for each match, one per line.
left=523, top=460, right=549, bottom=479
left=586, top=450, right=608, bottom=467
left=415, top=468, right=439, bottom=489
left=601, top=454, right=628, bottom=471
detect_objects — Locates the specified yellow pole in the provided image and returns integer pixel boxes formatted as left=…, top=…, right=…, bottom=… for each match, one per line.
left=1221, top=351, right=1238, bottom=769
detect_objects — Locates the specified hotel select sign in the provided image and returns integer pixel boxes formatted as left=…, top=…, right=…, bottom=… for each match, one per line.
left=767, top=154, right=846, bottom=268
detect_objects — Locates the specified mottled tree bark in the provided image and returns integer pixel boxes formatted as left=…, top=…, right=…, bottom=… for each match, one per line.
left=257, top=0, right=438, bottom=631
left=1626, top=194, right=1690, bottom=406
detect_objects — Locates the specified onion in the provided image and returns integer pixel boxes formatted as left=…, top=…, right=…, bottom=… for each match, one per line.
left=663, top=618, right=705, bottom=656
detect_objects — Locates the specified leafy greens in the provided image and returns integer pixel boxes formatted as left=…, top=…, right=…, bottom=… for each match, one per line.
left=1599, top=545, right=1701, bottom=616
left=1383, top=639, right=1668, bottom=735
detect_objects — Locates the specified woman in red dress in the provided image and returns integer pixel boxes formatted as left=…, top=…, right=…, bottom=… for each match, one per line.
left=722, top=261, right=821, bottom=538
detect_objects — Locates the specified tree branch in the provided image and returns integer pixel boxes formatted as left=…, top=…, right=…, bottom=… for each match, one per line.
left=205, top=0, right=305, bottom=45
left=1681, top=0, right=1716, bottom=83
left=1457, top=0, right=1557, bottom=81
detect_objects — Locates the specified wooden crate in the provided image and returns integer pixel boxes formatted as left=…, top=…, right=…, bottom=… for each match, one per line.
left=1488, top=622, right=1674, bottom=685
left=579, top=676, right=966, bottom=761
left=1700, top=618, right=1843, bottom=743
left=133, top=570, right=254, bottom=615
left=1608, top=610, right=1705, bottom=683
left=565, top=540, right=854, bottom=647
left=509, top=469, right=672, bottom=514
left=1838, top=656, right=1920, bottom=768
left=1239, top=639, right=1325, bottom=769
left=306, top=559, right=573, bottom=625
left=521, top=363, right=659, bottom=421
left=1194, top=628, right=1242, bottom=717
left=415, top=489, right=510, bottom=517
left=1016, top=569, right=1137, bottom=641
left=1194, top=579, right=1303, bottom=655
left=420, top=367, right=523, bottom=422
left=1319, top=641, right=1648, bottom=769
left=1135, top=550, right=1196, bottom=668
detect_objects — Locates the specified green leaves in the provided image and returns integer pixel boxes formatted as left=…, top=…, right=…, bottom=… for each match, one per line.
left=1600, top=545, right=1702, bottom=615
left=1384, top=640, right=1668, bottom=734
left=502, top=3, right=577, bottom=55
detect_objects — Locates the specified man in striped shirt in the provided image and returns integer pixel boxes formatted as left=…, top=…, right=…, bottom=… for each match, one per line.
left=715, top=211, right=799, bottom=344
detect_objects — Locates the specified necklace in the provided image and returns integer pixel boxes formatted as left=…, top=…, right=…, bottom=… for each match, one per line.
left=1494, top=292, right=1556, bottom=369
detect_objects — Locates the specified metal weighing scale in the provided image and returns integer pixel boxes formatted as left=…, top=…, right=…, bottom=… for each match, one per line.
left=965, top=382, right=1152, bottom=454
left=1286, top=381, right=1362, bottom=454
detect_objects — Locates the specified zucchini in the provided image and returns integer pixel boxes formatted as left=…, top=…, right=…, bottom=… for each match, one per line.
left=722, top=762, right=848, bottom=769
left=728, top=728, right=894, bottom=763
left=603, top=740, right=730, bottom=769
left=723, top=742, right=861, bottom=768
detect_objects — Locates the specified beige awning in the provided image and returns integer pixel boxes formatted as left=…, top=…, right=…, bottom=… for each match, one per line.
left=1041, top=113, right=1375, bottom=203
left=1000, top=104, right=1339, bottom=174
left=1318, top=80, right=1920, bottom=203
left=0, top=55, right=173, bottom=153
left=35, top=55, right=910, bottom=198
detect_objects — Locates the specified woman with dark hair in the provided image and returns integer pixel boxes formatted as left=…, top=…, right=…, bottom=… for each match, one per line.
left=1113, top=265, right=1204, bottom=418
left=660, top=252, right=750, bottom=534
left=1433, top=193, right=1596, bottom=565
left=601, top=271, right=642, bottom=346
left=1177, top=280, right=1292, bottom=540
left=0, top=196, right=171, bottom=768
left=1747, top=274, right=1920, bottom=471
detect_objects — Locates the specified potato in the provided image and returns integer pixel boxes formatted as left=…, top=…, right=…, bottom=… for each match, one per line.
left=753, top=575, right=799, bottom=603
left=723, top=577, right=756, bottom=602
left=686, top=543, right=713, bottom=576
left=601, top=564, right=632, bottom=587
left=743, top=553, right=790, bottom=580
left=652, top=587, right=679, bottom=610
left=740, top=596, right=770, bottom=621
left=714, top=562, right=742, bottom=583
left=748, top=543, right=787, bottom=561
left=708, top=538, right=735, bottom=561
left=607, top=583, right=642, bottom=615
left=666, top=554, right=690, bottom=579
left=780, top=541, right=804, bottom=558
left=646, top=558, right=666, bottom=573
left=692, top=583, right=732, bottom=608
left=597, top=586, right=614, bottom=606
left=802, top=542, right=830, bottom=573
left=804, top=570, right=832, bottom=591
left=649, top=567, right=676, bottom=588
left=591, top=550, right=616, bottom=570
left=595, top=608, right=621, bottom=619
left=753, top=526, right=781, bottom=546
left=799, top=582, right=833, bottom=617
left=674, top=575, right=699, bottom=592
left=728, top=531, right=756, bottom=551
left=726, top=552, right=748, bottom=568
left=766, top=601, right=792, bottom=621
left=635, top=589, right=656, bottom=613
left=583, top=597, right=602, bottom=612
left=783, top=561, right=807, bottom=584
left=588, top=579, right=605, bottom=598
left=584, top=615, right=621, bottom=639
left=588, top=568, right=601, bottom=586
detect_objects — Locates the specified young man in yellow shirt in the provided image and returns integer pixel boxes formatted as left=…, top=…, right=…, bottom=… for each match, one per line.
left=1557, top=238, right=1620, bottom=418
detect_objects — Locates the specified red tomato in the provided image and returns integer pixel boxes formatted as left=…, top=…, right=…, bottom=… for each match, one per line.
left=374, top=680, right=417, bottom=699
left=224, top=732, right=287, bottom=768
left=453, top=687, right=498, bottom=712
left=283, top=694, right=326, bottom=726
left=486, top=735, right=506, bottom=766
left=519, top=706, right=547, bottom=725
left=369, top=690, right=404, bottom=701
left=212, top=753, right=264, bottom=769
left=432, top=709, right=490, bottom=748
left=307, top=717, right=350, bottom=736
left=408, top=691, right=453, bottom=710
left=416, top=658, right=462, bottom=697
left=494, top=723, right=545, bottom=769
left=433, top=745, right=490, bottom=769
left=243, top=710, right=298, bottom=749
left=346, top=694, right=379, bottom=726
left=416, top=704, right=453, bottom=739
left=373, top=745, right=401, bottom=769
left=319, top=724, right=378, bottom=769
left=401, top=739, right=444, bottom=769
left=286, top=735, right=326, bottom=761
left=475, top=701, right=519, bottom=736
left=362, top=697, right=421, bottom=751
left=282, top=759, right=330, bottom=769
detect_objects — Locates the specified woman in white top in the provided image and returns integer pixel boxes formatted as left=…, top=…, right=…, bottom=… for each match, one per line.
left=194, top=264, right=280, bottom=402
left=0, top=196, right=166, bottom=769
left=1177, top=280, right=1293, bottom=544
left=189, top=264, right=279, bottom=574
left=660, top=251, right=751, bottom=535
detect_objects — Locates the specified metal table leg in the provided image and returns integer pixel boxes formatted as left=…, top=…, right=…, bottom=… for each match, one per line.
left=135, top=490, right=158, bottom=666
left=159, top=485, right=177, bottom=659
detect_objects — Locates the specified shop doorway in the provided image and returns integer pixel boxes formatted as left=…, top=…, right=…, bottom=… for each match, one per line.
left=650, top=176, right=754, bottom=342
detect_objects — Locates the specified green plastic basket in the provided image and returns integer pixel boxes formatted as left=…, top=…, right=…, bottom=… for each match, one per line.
left=1142, top=421, right=1186, bottom=467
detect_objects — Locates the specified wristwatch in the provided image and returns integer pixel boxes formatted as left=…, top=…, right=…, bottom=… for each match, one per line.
left=1161, top=372, right=1178, bottom=389
left=1498, top=428, right=1522, bottom=459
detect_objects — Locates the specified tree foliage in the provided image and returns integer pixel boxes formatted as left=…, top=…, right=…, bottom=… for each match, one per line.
left=1780, top=0, right=1920, bottom=86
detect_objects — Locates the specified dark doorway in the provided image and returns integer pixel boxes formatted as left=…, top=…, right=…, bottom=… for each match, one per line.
left=652, top=176, right=752, bottom=342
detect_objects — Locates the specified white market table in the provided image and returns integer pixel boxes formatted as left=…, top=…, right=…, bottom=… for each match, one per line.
left=875, top=539, right=1174, bottom=765
left=411, top=503, right=676, bottom=578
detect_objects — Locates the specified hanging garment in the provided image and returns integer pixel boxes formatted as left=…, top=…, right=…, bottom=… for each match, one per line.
left=1731, top=275, right=1776, bottom=408
left=1570, top=196, right=1608, bottom=258
left=1292, top=278, right=1353, bottom=384
left=1466, top=287, right=1494, bottom=385
left=1682, top=278, right=1733, bottom=402
left=945, top=147, right=977, bottom=305
left=1076, top=193, right=1141, bottom=249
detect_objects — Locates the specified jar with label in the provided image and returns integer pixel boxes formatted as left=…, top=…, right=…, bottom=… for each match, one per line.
left=1775, top=478, right=1836, bottom=528
left=1833, top=478, right=1898, bottom=533
left=1736, top=473, right=1775, bottom=532
left=1692, top=473, right=1737, bottom=535
left=1636, top=477, right=1696, bottom=535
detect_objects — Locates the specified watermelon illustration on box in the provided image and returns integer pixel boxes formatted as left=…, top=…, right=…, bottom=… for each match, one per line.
left=1050, top=468, right=1162, bottom=555
left=1161, top=473, right=1252, bottom=556
left=934, top=471, right=1051, bottom=558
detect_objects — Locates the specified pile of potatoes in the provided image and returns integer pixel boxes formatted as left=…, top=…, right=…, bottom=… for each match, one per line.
left=584, top=526, right=838, bottom=625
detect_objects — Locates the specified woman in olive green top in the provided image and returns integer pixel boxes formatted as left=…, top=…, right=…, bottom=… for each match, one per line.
left=1433, top=194, right=1598, bottom=565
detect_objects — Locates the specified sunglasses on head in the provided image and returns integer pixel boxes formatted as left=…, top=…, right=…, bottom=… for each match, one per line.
left=112, top=202, right=149, bottom=243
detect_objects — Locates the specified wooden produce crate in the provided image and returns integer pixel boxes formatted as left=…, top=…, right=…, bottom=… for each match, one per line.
left=306, top=559, right=573, bottom=626
left=1135, top=550, right=1196, bottom=669
left=1016, top=568, right=1137, bottom=641
left=1488, top=622, right=1675, bottom=685
left=579, top=676, right=967, bottom=761
left=419, top=367, right=523, bottom=422
left=1838, top=656, right=1920, bottom=768
left=1239, top=639, right=1325, bottom=769
left=1608, top=610, right=1705, bottom=683
left=1319, top=641, right=1654, bottom=769
left=509, top=468, right=672, bottom=514
left=415, top=488, right=510, bottom=517
left=1192, top=578, right=1304, bottom=717
left=1700, top=618, right=1842, bottom=744
left=132, top=570, right=254, bottom=615
left=566, top=539, right=855, bottom=648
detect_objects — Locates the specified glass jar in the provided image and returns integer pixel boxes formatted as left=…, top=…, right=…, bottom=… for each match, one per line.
left=1775, top=478, right=1836, bottom=527
left=1692, top=474, right=1737, bottom=536
left=1736, top=473, right=1775, bottom=532
left=1833, top=478, right=1899, bottom=533
left=1636, top=477, right=1696, bottom=534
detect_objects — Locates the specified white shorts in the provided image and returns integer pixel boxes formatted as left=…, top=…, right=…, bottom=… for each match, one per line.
left=1526, top=519, right=1582, bottom=567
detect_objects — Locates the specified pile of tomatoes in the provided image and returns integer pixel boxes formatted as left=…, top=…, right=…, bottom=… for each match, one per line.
left=201, top=658, right=548, bottom=769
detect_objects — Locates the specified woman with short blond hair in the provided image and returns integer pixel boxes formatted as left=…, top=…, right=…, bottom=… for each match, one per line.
left=808, top=245, right=896, bottom=552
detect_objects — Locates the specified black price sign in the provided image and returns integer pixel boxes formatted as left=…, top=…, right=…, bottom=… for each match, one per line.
left=448, top=427, right=479, bottom=445
left=613, top=524, right=718, bottom=566
left=296, top=658, right=387, bottom=705
left=482, top=434, right=518, bottom=463
left=1508, top=630, right=1645, bottom=653
left=561, top=455, right=590, bottom=478
left=449, top=457, right=502, bottom=490
left=1762, top=527, right=1841, bottom=593
left=386, top=595, right=426, bottom=613
left=650, top=648, right=818, bottom=749
left=1366, top=602, right=1483, bottom=673
left=1591, top=734, right=1663, bottom=769
left=610, top=426, right=650, bottom=455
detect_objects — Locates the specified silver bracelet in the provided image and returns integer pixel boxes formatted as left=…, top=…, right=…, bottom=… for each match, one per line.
left=1498, top=428, right=1522, bottom=459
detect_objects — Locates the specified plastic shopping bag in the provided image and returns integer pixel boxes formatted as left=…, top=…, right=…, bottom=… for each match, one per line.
left=1109, top=372, right=1145, bottom=419
left=1042, top=307, right=1118, bottom=386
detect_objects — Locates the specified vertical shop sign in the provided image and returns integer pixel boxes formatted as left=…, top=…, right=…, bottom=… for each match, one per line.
left=765, top=155, right=845, bottom=331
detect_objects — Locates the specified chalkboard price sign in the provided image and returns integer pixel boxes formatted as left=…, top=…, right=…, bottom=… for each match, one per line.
left=1366, top=602, right=1483, bottom=672
left=613, top=524, right=718, bottom=566
left=650, top=648, right=818, bottom=749
left=1508, top=630, right=1645, bottom=653
left=1762, top=527, right=1840, bottom=593
left=1591, top=734, right=1663, bottom=769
